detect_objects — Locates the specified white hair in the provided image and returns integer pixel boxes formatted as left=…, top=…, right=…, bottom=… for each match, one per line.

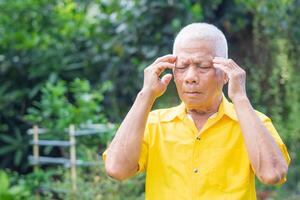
left=173, top=23, right=228, bottom=58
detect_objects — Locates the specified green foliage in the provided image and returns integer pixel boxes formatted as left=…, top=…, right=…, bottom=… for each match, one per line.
left=47, top=165, right=145, bottom=200
left=0, top=170, right=31, bottom=200
left=0, top=0, right=107, bottom=169
left=24, top=78, right=113, bottom=161
left=0, top=129, right=29, bottom=169
left=0, top=0, right=299, bottom=198
left=25, top=78, right=107, bottom=134
left=1, top=166, right=144, bottom=200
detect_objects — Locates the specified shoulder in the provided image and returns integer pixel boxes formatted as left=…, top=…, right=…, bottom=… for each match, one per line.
left=223, top=98, right=271, bottom=122
left=254, top=109, right=271, bottom=123
left=147, top=105, right=181, bottom=124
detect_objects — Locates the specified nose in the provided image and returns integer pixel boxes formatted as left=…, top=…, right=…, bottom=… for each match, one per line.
left=184, top=66, right=199, bottom=84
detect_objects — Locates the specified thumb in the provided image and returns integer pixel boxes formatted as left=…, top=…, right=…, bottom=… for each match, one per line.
left=161, top=74, right=173, bottom=86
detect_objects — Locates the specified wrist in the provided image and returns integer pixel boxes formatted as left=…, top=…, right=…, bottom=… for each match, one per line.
left=138, top=89, right=157, bottom=102
left=231, top=94, right=249, bottom=104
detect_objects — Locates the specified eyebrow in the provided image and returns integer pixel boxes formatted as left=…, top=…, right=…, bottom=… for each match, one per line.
left=179, top=57, right=212, bottom=64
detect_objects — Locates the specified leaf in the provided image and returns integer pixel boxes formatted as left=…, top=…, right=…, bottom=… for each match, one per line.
left=14, top=151, right=22, bottom=166
left=0, top=134, right=16, bottom=144
left=0, top=146, right=16, bottom=155
left=0, top=171, right=9, bottom=192
left=0, top=193, right=14, bottom=200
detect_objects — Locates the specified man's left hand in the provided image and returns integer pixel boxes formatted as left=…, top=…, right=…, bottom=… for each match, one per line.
left=213, top=57, right=247, bottom=103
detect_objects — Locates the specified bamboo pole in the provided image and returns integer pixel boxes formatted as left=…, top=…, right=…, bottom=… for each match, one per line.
left=33, top=125, right=40, bottom=200
left=33, top=125, right=39, bottom=172
left=69, top=124, right=77, bottom=195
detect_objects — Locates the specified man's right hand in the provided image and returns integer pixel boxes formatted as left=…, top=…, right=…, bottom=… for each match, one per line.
left=141, top=54, right=177, bottom=99
left=105, top=54, right=176, bottom=181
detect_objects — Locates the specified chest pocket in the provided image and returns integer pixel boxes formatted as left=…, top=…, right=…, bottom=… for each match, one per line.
left=162, top=132, right=194, bottom=163
left=207, top=147, right=251, bottom=192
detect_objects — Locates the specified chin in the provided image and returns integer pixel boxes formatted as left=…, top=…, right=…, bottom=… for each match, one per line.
left=183, top=97, right=206, bottom=108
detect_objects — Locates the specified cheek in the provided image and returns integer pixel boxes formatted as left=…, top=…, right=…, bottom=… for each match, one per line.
left=173, top=73, right=184, bottom=91
left=205, top=70, right=224, bottom=89
left=173, top=70, right=183, bottom=83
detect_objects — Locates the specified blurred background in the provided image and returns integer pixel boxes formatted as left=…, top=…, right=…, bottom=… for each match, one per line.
left=0, top=0, right=299, bottom=199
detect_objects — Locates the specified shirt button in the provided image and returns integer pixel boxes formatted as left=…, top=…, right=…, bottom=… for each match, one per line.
left=193, top=168, right=198, bottom=173
left=196, top=136, right=201, bottom=140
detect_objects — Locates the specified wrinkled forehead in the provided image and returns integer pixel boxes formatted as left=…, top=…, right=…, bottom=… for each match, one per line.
left=177, top=53, right=213, bottom=64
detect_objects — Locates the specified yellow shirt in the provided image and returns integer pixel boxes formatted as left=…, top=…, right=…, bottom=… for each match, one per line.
left=103, top=96, right=290, bottom=200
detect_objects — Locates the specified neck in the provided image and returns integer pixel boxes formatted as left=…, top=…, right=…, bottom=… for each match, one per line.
left=186, top=95, right=222, bottom=117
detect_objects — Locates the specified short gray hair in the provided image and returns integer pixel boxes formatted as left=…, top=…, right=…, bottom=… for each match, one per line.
left=173, top=23, right=228, bottom=58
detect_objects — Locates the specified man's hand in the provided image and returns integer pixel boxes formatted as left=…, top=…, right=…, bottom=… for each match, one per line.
left=142, top=54, right=177, bottom=99
left=213, top=57, right=247, bottom=103
left=105, top=54, right=176, bottom=181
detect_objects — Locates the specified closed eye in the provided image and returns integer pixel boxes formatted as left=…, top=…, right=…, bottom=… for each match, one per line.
left=176, top=63, right=189, bottom=69
left=196, top=61, right=212, bottom=69
left=196, top=64, right=211, bottom=69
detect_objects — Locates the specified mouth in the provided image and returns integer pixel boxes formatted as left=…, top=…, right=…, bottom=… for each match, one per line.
left=184, top=91, right=202, bottom=97
left=185, top=91, right=200, bottom=94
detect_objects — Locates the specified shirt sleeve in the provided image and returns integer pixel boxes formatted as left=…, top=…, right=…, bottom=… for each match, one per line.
left=264, top=118, right=291, bottom=184
left=102, top=123, right=149, bottom=174
left=250, top=116, right=291, bottom=184
left=263, top=118, right=291, bottom=166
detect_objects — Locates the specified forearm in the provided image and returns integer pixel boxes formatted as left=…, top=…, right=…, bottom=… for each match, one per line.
left=233, top=96, right=288, bottom=184
left=105, top=54, right=176, bottom=180
left=213, top=57, right=288, bottom=184
left=105, top=90, right=155, bottom=178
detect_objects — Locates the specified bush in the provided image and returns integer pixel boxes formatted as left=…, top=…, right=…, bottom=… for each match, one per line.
left=0, top=170, right=31, bottom=200
left=0, top=0, right=299, bottom=197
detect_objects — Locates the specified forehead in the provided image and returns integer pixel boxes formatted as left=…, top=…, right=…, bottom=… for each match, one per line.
left=177, top=53, right=213, bottom=63
left=174, top=38, right=217, bottom=60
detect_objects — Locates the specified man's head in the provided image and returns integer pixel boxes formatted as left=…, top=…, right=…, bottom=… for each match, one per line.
left=172, top=23, right=228, bottom=111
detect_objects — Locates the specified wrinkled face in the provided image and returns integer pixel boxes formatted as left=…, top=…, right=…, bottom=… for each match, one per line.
left=173, top=39, right=226, bottom=110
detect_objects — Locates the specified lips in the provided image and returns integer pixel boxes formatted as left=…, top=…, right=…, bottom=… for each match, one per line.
left=186, top=92, right=199, bottom=94
left=185, top=91, right=201, bottom=94
left=184, top=91, right=202, bottom=97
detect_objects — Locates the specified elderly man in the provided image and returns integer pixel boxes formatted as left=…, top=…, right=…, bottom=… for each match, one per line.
left=103, top=23, right=290, bottom=199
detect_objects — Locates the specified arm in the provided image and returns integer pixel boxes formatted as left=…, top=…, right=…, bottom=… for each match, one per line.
left=233, top=96, right=288, bottom=184
left=105, top=55, right=176, bottom=181
left=213, top=57, right=288, bottom=185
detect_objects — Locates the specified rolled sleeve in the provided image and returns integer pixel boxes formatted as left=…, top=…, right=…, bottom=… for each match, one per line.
left=102, top=125, right=149, bottom=175
left=262, top=118, right=291, bottom=184
left=263, top=118, right=291, bottom=166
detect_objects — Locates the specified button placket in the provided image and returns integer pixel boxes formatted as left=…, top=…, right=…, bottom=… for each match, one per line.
left=191, top=143, right=199, bottom=199
left=191, top=140, right=201, bottom=199
left=192, top=136, right=201, bottom=174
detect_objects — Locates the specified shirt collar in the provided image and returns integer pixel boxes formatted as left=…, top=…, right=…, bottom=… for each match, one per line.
left=221, top=94, right=238, bottom=121
left=160, top=93, right=238, bottom=122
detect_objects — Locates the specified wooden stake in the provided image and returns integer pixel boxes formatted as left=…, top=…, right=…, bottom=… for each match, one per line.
left=69, top=124, right=77, bottom=195
left=33, top=125, right=39, bottom=172
left=33, top=125, right=40, bottom=200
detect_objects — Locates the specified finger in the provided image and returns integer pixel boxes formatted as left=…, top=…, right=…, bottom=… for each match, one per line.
left=213, top=57, right=237, bottom=69
left=161, top=74, right=173, bottom=86
left=153, top=54, right=177, bottom=64
left=213, top=57, right=231, bottom=64
left=213, top=63, right=232, bottom=74
left=213, top=64, right=231, bottom=82
left=153, top=62, right=175, bottom=75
